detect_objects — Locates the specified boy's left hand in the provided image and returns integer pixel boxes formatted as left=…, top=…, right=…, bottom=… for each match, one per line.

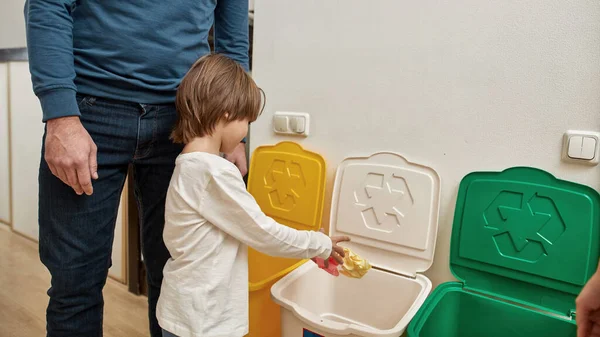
left=225, top=143, right=248, bottom=176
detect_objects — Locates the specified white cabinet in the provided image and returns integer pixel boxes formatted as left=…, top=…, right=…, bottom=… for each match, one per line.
left=111, top=185, right=127, bottom=282
left=9, top=62, right=43, bottom=241
left=0, top=63, right=9, bottom=225
left=7, top=61, right=126, bottom=283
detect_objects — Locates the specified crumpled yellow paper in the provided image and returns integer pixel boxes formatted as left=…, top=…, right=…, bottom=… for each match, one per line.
left=339, top=248, right=371, bottom=279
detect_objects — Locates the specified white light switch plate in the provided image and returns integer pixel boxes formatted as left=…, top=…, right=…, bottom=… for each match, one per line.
left=562, top=130, right=600, bottom=166
left=272, top=112, right=310, bottom=137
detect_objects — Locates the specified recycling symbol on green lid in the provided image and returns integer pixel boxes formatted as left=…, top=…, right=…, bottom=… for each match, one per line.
left=483, top=191, right=566, bottom=263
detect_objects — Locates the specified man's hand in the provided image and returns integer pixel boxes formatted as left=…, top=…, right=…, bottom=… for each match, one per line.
left=225, top=142, right=248, bottom=176
left=45, top=116, right=98, bottom=195
left=577, top=269, right=600, bottom=337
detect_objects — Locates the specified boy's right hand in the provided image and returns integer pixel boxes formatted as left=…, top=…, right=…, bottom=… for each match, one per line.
left=319, top=229, right=350, bottom=267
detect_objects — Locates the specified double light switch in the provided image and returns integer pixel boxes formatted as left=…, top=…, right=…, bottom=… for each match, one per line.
left=563, top=130, right=600, bottom=165
left=273, top=112, right=310, bottom=136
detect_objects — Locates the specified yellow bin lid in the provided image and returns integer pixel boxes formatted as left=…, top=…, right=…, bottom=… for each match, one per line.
left=247, top=141, right=327, bottom=291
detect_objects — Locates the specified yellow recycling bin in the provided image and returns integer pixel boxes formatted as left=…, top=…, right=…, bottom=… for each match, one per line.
left=246, top=141, right=327, bottom=337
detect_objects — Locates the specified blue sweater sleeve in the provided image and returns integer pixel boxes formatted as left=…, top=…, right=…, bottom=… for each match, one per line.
left=25, top=0, right=79, bottom=122
left=213, top=0, right=250, bottom=72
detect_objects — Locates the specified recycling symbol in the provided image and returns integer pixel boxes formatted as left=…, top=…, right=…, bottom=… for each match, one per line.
left=355, top=172, right=414, bottom=232
left=483, top=191, right=566, bottom=262
left=264, top=159, right=305, bottom=211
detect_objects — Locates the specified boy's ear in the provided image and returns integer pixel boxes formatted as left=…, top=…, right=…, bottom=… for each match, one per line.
left=224, top=112, right=230, bottom=120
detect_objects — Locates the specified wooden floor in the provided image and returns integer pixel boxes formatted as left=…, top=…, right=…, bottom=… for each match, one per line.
left=0, top=226, right=149, bottom=337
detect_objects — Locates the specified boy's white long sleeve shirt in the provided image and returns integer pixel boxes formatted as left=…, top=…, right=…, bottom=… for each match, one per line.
left=156, top=152, right=332, bottom=337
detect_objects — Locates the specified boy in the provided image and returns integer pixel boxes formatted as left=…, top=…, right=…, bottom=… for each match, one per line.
left=156, top=54, right=350, bottom=337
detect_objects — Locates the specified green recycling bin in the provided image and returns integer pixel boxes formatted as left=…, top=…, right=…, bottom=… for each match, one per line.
left=408, top=167, right=600, bottom=337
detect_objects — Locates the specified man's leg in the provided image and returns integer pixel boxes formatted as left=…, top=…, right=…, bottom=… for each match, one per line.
left=39, top=96, right=139, bottom=337
left=132, top=103, right=183, bottom=337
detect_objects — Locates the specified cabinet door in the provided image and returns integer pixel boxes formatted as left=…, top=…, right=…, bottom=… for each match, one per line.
left=109, top=184, right=127, bottom=283
left=0, top=64, right=9, bottom=225
left=9, top=62, right=44, bottom=240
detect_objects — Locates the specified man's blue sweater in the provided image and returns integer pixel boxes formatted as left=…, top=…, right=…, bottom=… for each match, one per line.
left=24, top=0, right=250, bottom=122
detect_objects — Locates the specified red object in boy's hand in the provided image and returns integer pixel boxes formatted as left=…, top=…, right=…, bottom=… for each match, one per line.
left=311, top=257, right=340, bottom=277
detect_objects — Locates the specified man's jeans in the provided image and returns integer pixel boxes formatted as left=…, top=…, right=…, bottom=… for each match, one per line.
left=39, top=95, right=183, bottom=337
left=162, top=329, right=178, bottom=337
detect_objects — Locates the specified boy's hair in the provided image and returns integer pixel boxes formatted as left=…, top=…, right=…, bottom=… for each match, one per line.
left=171, top=53, right=264, bottom=144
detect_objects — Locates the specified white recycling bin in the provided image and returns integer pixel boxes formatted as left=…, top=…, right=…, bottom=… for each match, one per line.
left=271, top=152, right=442, bottom=337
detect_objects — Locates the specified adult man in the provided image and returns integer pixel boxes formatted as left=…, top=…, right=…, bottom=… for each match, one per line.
left=25, top=1, right=250, bottom=336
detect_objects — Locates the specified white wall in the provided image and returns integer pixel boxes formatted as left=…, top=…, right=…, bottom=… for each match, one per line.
left=0, top=0, right=27, bottom=49
left=250, top=0, right=600, bottom=287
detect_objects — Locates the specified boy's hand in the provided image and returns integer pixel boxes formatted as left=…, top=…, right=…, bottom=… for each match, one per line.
left=319, top=229, right=350, bottom=267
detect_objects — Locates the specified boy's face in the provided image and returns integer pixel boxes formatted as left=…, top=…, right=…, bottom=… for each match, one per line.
left=220, top=118, right=249, bottom=153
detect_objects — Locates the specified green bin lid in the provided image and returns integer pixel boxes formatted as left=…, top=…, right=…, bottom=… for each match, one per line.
left=450, top=167, right=600, bottom=316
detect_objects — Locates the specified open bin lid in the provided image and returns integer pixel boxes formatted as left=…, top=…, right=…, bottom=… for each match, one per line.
left=450, top=167, right=600, bottom=316
left=329, top=152, right=441, bottom=278
left=247, top=142, right=327, bottom=288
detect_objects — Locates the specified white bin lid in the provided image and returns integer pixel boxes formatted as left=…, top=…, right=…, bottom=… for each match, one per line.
left=329, top=152, right=441, bottom=277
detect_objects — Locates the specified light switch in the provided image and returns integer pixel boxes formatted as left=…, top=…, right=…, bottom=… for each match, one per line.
left=273, top=112, right=310, bottom=136
left=567, top=136, right=583, bottom=158
left=273, top=115, right=288, bottom=133
left=562, top=130, right=600, bottom=166
left=581, top=137, right=597, bottom=160
left=290, top=116, right=306, bottom=133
